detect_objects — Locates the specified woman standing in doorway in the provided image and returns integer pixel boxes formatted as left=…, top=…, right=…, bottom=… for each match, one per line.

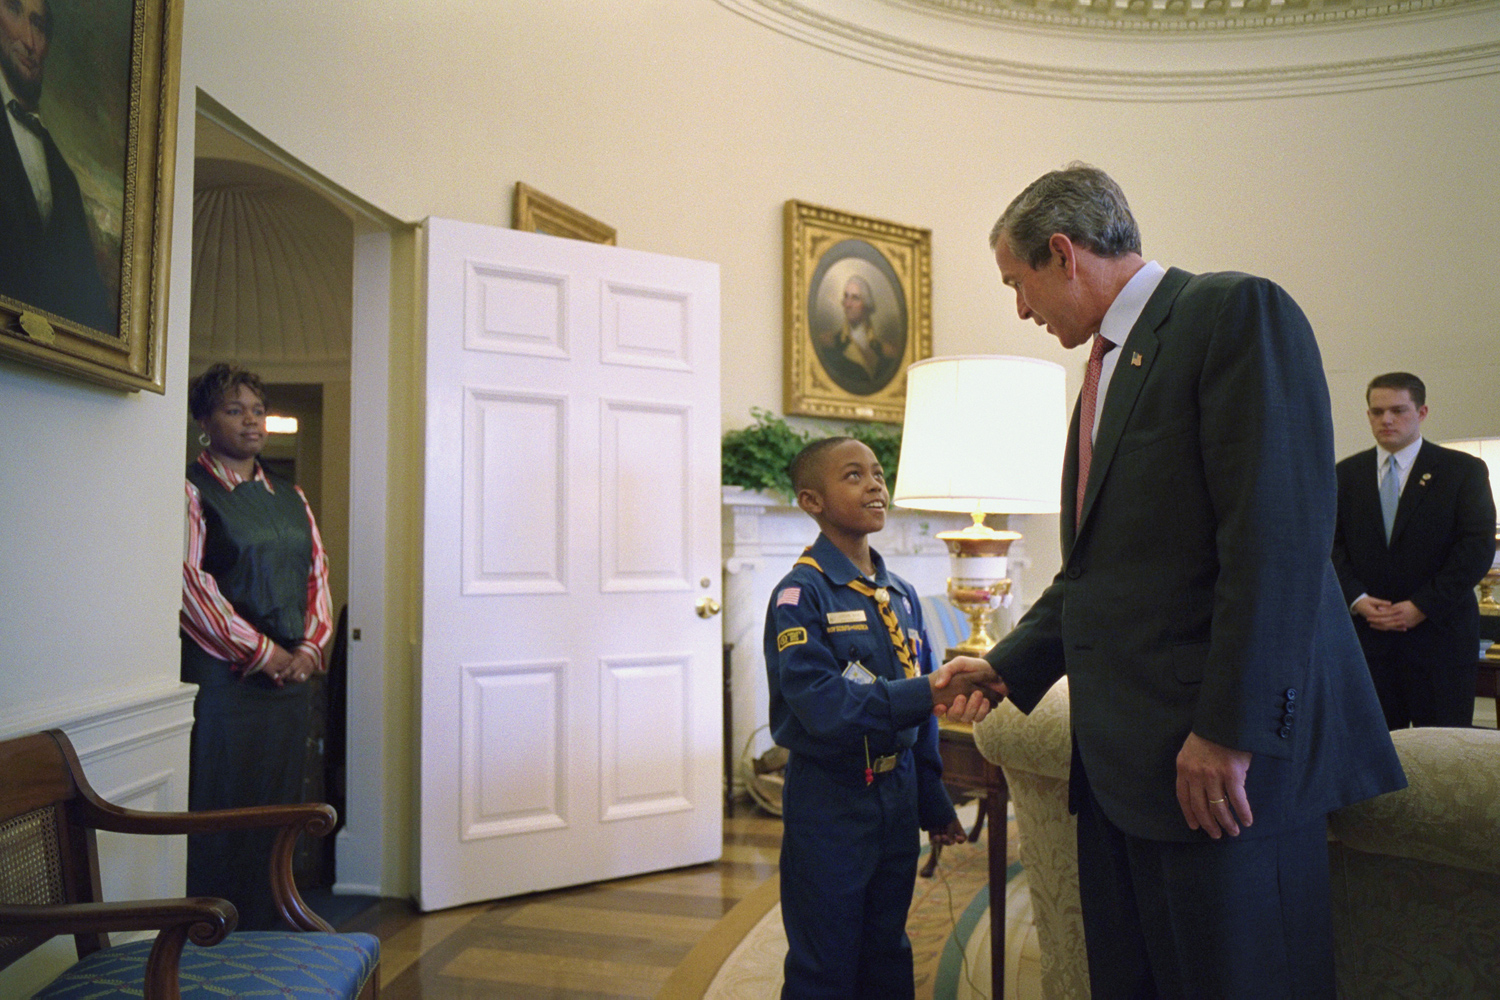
left=180, top=363, right=332, bottom=930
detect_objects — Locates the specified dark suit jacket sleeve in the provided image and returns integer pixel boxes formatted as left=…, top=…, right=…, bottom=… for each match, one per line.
left=1330, top=457, right=1367, bottom=607
left=1410, top=454, right=1496, bottom=620
left=984, top=568, right=1068, bottom=714
left=1192, top=277, right=1336, bottom=761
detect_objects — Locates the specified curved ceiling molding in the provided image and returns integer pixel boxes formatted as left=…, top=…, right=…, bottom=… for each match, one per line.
left=896, top=0, right=1493, bottom=34
left=191, top=159, right=353, bottom=370
left=716, top=0, right=1500, bottom=100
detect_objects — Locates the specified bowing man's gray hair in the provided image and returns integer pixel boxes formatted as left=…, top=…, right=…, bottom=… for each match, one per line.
left=989, top=162, right=1142, bottom=269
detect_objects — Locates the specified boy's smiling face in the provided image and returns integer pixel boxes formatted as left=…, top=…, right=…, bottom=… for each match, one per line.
left=797, top=439, right=889, bottom=539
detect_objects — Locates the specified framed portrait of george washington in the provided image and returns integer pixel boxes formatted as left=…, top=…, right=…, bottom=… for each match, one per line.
left=784, top=200, right=931, bottom=424
left=0, top=0, right=182, bottom=393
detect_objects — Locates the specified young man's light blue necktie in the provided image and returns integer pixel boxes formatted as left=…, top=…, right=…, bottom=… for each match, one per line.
left=1381, top=453, right=1401, bottom=543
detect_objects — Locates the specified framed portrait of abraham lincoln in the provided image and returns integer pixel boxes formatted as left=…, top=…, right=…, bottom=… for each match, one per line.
left=784, top=200, right=931, bottom=424
left=0, top=0, right=182, bottom=393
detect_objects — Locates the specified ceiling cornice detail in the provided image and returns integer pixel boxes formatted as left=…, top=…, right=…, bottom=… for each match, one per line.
left=893, top=0, right=1493, bottom=34
left=716, top=0, right=1500, bottom=100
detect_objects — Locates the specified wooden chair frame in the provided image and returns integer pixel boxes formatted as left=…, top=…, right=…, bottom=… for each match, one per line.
left=0, top=729, right=375, bottom=1000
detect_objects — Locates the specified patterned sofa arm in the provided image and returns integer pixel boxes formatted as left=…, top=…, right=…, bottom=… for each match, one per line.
left=973, top=680, right=1090, bottom=999
left=972, top=678, right=1072, bottom=781
left=1327, top=726, right=1500, bottom=998
left=1327, top=727, right=1500, bottom=875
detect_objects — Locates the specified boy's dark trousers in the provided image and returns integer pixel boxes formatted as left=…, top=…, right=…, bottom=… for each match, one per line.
left=779, top=749, right=920, bottom=1000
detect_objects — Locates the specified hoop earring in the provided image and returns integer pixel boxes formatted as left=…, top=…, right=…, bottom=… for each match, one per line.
left=198, top=433, right=210, bottom=447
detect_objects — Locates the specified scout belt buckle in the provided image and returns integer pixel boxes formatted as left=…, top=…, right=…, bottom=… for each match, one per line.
left=870, top=753, right=899, bottom=775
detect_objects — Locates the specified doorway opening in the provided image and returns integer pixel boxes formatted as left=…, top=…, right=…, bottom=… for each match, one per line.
left=187, top=93, right=406, bottom=902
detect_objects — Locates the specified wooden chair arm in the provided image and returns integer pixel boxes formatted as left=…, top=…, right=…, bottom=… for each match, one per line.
left=74, top=801, right=338, bottom=930
left=0, top=897, right=234, bottom=943
left=53, top=730, right=340, bottom=933
left=79, top=799, right=337, bottom=839
left=0, top=898, right=238, bottom=1000
left=48, top=728, right=334, bottom=840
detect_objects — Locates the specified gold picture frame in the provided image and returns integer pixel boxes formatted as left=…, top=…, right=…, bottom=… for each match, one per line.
left=0, top=0, right=183, bottom=394
left=784, top=200, right=931, bottom=424
left=512, top=182, right=616, bottom=245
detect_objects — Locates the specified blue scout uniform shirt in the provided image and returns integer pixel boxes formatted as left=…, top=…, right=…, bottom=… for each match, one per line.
left=764, top=533, right=957, bottom=830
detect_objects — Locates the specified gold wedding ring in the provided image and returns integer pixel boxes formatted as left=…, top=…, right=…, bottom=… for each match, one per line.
left=1208, top=797, right=1226, bottom=805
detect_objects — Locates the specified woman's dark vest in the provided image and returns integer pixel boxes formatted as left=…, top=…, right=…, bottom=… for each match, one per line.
left=182, top=461, right=312, bottom=684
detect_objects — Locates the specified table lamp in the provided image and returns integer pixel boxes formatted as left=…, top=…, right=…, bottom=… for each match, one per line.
left=1439, top=437, right=1500, bottom=638
left=893, top=355, right=1067, bottom=655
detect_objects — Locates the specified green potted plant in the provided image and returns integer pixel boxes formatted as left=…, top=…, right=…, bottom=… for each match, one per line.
left=721, top=408, right=901, bottom=503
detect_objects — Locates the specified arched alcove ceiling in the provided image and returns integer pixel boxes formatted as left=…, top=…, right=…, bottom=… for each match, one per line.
left=716, top=0, right=1500, bottom=99
left=191, top=158, right=353, bottom=371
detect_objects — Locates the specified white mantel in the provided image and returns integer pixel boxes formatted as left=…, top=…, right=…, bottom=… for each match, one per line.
left=719, top=486, right=1036, bottom=788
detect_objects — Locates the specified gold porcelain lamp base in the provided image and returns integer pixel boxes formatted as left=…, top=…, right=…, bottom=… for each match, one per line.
left=947, top=577, right=1012, bottom=654
left=938, top=511, right=1020, bottom=656
left=1481, top=568, right=1500, bottom=616
left=1480, top=535, right=1500, bottom=617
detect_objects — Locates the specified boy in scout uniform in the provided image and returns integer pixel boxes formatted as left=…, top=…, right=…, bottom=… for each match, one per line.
left=763, top=436, right=990, bottom=999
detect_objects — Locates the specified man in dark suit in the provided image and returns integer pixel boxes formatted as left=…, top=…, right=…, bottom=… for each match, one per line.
left=938, top=163, right=1405, bottom=998
left=1331, top=372, right=1495, bottom=729
left=0, top=0, right=115, bottom=333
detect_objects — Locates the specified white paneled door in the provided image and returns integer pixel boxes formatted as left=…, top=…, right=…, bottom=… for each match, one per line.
left=419, top=219, right=723, bottom=911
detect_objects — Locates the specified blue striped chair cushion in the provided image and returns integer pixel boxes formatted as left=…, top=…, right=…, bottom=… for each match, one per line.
left=919, top=594, right=967, bottom=659
left=35, top=930, right=379, bottom=999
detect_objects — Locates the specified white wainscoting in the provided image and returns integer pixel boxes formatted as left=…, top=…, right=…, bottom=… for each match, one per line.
left=0, top=680, right=197, bottom=997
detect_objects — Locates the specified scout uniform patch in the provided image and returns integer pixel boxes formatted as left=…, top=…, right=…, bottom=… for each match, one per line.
left=777, top=627, right=807, bottom=651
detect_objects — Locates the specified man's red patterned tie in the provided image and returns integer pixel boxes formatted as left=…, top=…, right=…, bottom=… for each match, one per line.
left=1076, top=335, right=1116, bottom=527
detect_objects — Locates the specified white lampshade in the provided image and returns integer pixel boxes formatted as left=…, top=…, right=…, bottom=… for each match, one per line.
left=1441, top=437, right=1500, bottom=530
left=893, top=355, right=1068, bottom=515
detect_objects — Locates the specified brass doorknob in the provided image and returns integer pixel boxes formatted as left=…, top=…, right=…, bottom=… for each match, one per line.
left=696, top=597, right=722, bottom=618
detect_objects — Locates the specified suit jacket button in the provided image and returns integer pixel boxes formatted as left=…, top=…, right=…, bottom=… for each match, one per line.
left=1279, top=726, right=1293, bottom=739
left=1284, top=688, right=1297, bottom=701
left=1066, top=566, right=1082, bottom=580
left=1283, top=701, right=1297, bottom=715
left=1283, top=713, right=1296, bottom=726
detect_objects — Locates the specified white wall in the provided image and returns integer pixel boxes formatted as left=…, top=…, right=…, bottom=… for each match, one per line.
left=0, top=49, right=195, bottom=739
left=180, top=3, right=1500, bottom=439
left=0, top=69, right=191, bottom=711
left=180, top=0, right=1500, bottom=647
left=0, top=56, right=198, bottom=997
left=0, top=6, right=1492, bottom=974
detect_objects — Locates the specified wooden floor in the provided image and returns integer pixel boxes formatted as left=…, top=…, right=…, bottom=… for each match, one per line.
left=329, top=696, right=1500, bottom=998
left=339, top=808, right=783, bottom=999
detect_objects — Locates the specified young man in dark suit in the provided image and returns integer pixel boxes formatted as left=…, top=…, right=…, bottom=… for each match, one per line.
left=937, top=163, right=1405, bottom=998
left=1331, top=372, right=1496, bottom=728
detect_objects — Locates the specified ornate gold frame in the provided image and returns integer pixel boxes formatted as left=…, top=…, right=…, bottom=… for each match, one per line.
left=784, top=200, right=931, bottom=424
left=0, top=0, right=183, bottom=394
left=512, top=182, right=617, bottom=245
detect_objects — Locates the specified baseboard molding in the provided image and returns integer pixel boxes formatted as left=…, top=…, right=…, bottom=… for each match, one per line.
left=332, top=881, right=384, bottom=898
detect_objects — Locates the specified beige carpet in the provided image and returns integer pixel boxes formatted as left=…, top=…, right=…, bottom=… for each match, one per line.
left=661, top=803, right=1042, bottom=1000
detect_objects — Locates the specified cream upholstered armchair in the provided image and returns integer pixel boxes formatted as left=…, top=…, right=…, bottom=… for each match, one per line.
left=972, top=679, right=1500, bottom=1000
left=972, top=678, right=1088, bottom=1000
